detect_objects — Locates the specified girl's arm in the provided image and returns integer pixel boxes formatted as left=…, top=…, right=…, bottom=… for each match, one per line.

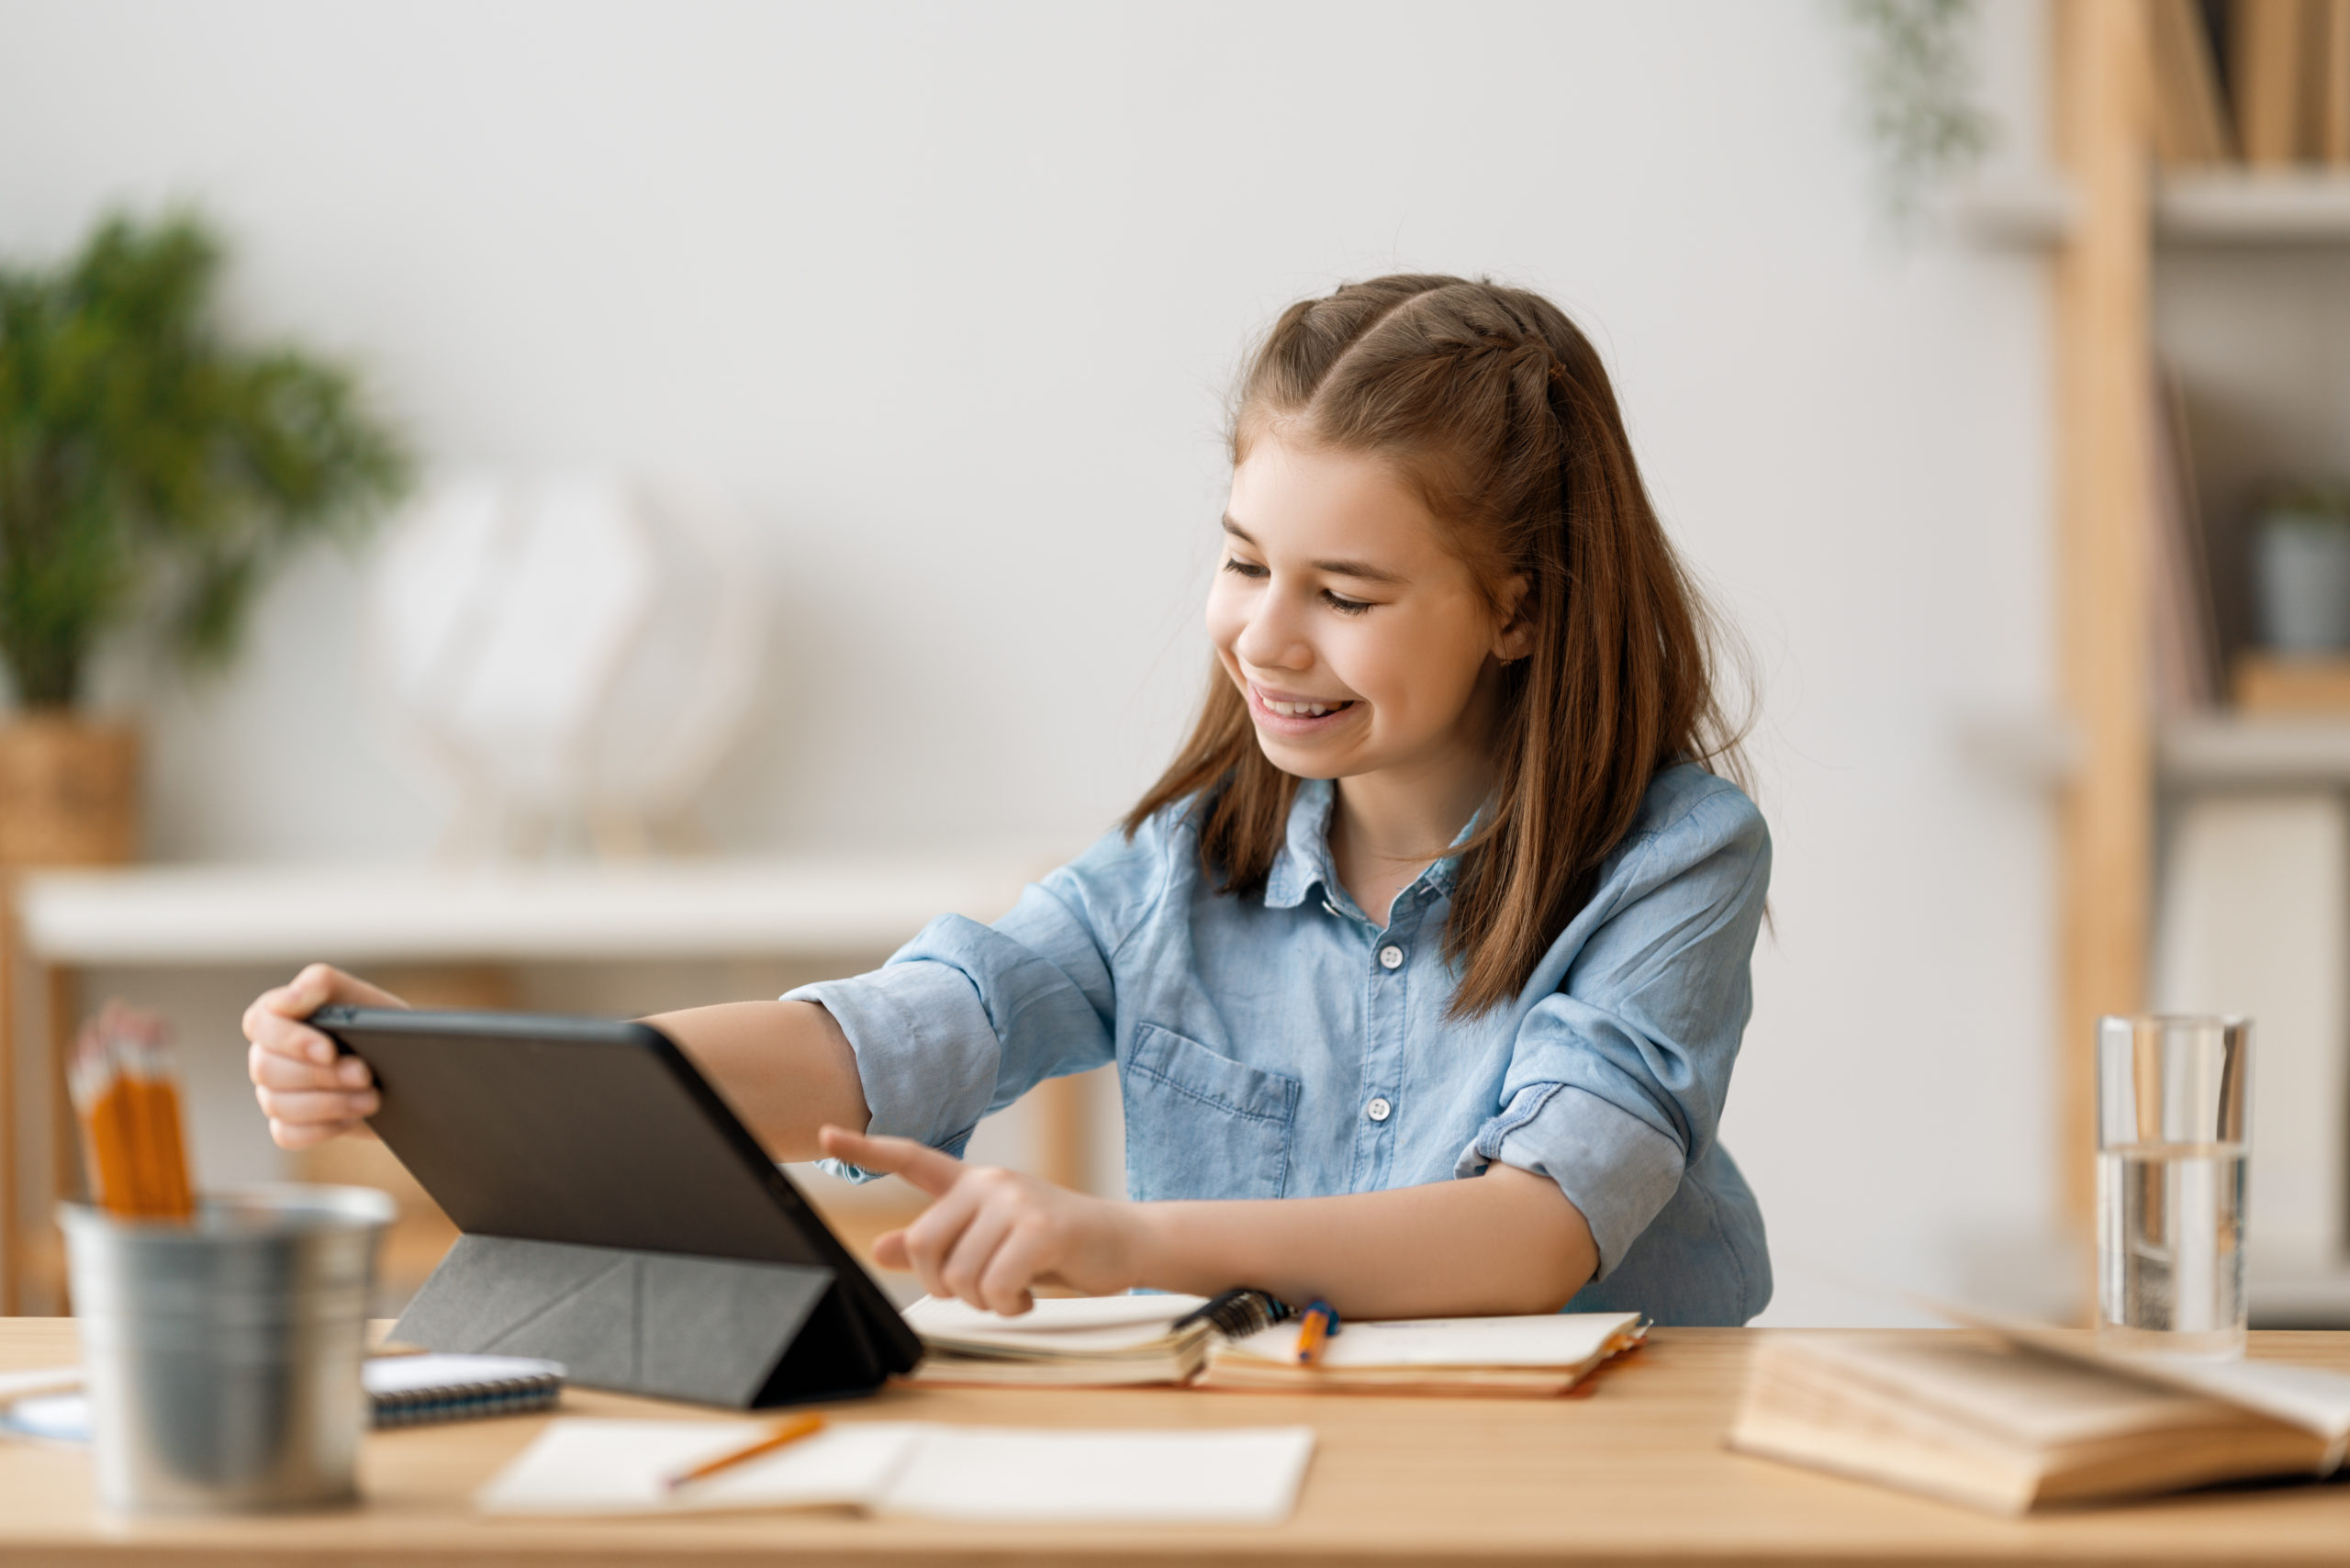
left=822, top=1126, right=1597, bottom=1319
left=644, top=1001, right=869, bottom=1162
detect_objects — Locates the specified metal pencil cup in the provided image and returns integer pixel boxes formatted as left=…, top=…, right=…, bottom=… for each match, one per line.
left=61, top=1184, right=394, bottom=1514
left=2095, top=1015, right=2251, bottom=1359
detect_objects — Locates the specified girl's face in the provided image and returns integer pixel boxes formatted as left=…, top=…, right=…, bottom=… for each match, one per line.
left=1207, top=430, right=1528, bottom=792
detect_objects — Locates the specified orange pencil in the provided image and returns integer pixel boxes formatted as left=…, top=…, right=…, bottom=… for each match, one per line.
left=67, top=1020, right=141, bottom=1215
left=1295, top=1300, right=1338, bottom=1366
left=662, top=1415, right=827, bottom=1491
left=119, top=1009, right=194, bottom=1219
left=67, top=1003, right=195, bottom=1220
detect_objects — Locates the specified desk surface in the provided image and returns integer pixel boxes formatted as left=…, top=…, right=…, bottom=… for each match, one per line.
left=6, top=1323, right=2350, bottom=1566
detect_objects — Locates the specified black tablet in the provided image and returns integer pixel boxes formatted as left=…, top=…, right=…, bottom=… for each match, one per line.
left=306, top=1005, right=921, bottom=1377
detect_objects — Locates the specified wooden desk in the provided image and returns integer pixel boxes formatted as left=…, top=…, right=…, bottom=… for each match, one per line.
left=6, top=1324, right=2350, bottom=1565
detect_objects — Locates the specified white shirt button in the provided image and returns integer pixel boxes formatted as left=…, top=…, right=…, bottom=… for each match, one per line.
left=1366, top=1096, right=1393, bottom=1123
left=1378, top=945, right=1404, bottom=969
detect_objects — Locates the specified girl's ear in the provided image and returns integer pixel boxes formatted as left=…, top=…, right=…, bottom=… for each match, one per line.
left=1494, top=575, right=1535, bottom=663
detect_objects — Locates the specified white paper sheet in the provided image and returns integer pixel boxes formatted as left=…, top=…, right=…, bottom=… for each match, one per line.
left=476, top=1419, right=923, bottom=1515
left=476, top=1417, right=1316, bottom=1525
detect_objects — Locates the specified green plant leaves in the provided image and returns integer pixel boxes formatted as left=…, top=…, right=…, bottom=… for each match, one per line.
left=0, top=208, right=409, bottom=708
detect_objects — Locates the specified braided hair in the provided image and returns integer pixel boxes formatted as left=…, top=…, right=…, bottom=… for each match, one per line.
left=1126, top=274, right=1749, bottom=1018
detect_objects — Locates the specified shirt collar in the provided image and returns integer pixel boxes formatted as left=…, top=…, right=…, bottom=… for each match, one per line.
left=1261, top=776, right=1479, bottom=911
left=1262, top=778, right=1335, bottom=910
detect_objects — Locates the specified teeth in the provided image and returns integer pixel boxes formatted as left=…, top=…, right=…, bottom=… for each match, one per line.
left=1265, top=697, right=1346, bottom=717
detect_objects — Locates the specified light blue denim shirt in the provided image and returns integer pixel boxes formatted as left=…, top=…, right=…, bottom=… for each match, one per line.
left=789, top=762, right=1772, bottom=1326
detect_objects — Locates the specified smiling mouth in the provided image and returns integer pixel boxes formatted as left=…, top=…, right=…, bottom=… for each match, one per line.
left=1249, top=685, right=1358, bottom=720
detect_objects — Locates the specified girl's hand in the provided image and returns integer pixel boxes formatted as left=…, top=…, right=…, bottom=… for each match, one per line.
left=819, top=1126, right=1144, bottom=1316
left=242, top=963, right=409, bottom=1149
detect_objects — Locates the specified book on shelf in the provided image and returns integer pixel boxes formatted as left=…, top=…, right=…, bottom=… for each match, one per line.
left=2148, top=364, right=2223, bottom=712
left=2318, top=0, right=2350, bottom=161
left=2235, top=0, right=2309, bottom=164
left=1729, top=1331, right=2350, bottom=1515
left=2152, top=0, right=2236, bottom=165
left=2233, top=651, right=2350, bottom=711
left=2154, top=1, right=2350, bottom=169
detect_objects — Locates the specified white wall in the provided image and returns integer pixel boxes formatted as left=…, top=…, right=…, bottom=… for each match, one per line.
left=0, top=0, right=2059, bottom=1325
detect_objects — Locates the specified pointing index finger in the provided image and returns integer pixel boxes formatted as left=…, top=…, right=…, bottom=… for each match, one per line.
left=818, top=1126, right=965, bottom=1196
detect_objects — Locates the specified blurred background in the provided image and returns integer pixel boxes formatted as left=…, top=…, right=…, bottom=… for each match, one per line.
left=3, top=0, right=2344, bottom=1328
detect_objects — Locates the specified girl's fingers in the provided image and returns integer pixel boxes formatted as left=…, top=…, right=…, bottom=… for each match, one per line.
left=247, top=1042, right=369, bottom=1092
left=871, top=1227, right=912, bottom=1271
left=241, top=965, right=409, bottom=1069
left=269, top=1116, right=361, bottom=1149
left=976, top=1220, right=1050, bottom=1316
left=895, top=1182, right=986, bottom=1302
left=243, top=995, right=338, bottom=1067
left=937, top=1203, right=1020, bottom=1311
left=254, top=1087, right=378, bottom=1125
left=817, top=1126, right=966, bottom=1197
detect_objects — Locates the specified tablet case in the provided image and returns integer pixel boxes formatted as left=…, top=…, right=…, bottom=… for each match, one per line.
left=393, top=1238, right=881, bottom=1406
left=307, top=1006, right=923, bottom=1408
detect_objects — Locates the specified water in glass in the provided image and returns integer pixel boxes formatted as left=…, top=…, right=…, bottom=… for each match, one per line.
left=2096, top=1139, right=2247, bottom=1358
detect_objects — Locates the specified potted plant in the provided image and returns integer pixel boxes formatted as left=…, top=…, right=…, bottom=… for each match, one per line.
left=0, top=210, right=407, bottom=865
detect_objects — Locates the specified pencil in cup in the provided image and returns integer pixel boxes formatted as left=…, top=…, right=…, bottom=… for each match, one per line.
left=66, top=1002, right=196, bottom=1221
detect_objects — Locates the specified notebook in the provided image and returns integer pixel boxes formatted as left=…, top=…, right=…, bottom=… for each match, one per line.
left=902, top=1294, right=1217, bottom=1386
left=0, top=1353, right=564, bottom=1441
left=1197, top=1310, right=1647, bottom=1395
left=1729, top=1332, right=2350, bottom=1514
left=476, top=1417, right=1316, bottom=1524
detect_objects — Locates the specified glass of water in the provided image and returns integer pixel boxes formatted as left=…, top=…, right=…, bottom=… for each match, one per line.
left=2096, top=1014, right=2251, bottom=1358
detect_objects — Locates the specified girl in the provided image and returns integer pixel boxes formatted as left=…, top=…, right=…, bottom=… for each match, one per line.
left=246, top=274, right=1771, bottom=1327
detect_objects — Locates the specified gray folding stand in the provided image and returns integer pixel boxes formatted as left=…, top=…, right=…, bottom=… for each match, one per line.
left=391, top=1235, right=886, bottom=1408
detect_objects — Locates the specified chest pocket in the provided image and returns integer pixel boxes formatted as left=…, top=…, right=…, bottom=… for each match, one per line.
left=1121, top=1024, right=1301, bottom=1202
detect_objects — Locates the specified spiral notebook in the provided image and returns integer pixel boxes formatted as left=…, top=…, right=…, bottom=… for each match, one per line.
left=363, top=1353, right=565, bottom=1428
left=0, top=1353, right=565, bottom=1440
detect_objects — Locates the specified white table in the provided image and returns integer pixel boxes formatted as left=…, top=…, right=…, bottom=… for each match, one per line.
left=0, top=851, right=1060, bottom=1313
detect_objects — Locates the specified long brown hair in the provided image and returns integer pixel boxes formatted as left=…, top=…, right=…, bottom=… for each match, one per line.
left=1127, top=274, right=1748, bottom=1017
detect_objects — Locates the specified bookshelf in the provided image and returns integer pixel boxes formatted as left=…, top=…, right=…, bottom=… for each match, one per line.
left=2158, top=171, right=2350, bottom=240
left=2042, top=2, right=2350, bottom=1309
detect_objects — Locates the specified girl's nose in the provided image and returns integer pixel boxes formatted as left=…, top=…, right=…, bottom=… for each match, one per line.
left=1233, top=595, right=1313, bottom=673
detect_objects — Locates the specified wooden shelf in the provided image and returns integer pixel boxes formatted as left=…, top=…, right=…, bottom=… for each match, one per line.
left=12, top=851, right=1059, bottom=967
left=2159, top=715, right=2350, bottom=787
left=2158, top=173, right=2350, bottom=244
left=1955, top=171, right=2350, bottom=249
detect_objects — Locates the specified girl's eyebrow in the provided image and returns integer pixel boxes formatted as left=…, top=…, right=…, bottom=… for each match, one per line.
left=1220, top=517, right=1406, bottom=585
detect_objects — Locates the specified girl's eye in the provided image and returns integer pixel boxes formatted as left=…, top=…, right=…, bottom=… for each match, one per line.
left=1222, top=557, right=1268, bottom=579
left=1321, top=589, right=1372, bottom=616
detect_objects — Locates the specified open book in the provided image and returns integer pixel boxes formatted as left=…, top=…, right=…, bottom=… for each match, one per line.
left=1201, top=1311, right=1645, bottom=1394
left=903, top=1294, right=1221, bottom=1386
left=904, top=1294, right=1646, bottom=1395
left=1730, top=1327, right=2350, bottom=1515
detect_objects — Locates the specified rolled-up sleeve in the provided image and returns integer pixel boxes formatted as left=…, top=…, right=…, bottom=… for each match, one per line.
left=786, top=820, right=1172, bottom=1178
left=1453, top=782, right=1770, bottom=1275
